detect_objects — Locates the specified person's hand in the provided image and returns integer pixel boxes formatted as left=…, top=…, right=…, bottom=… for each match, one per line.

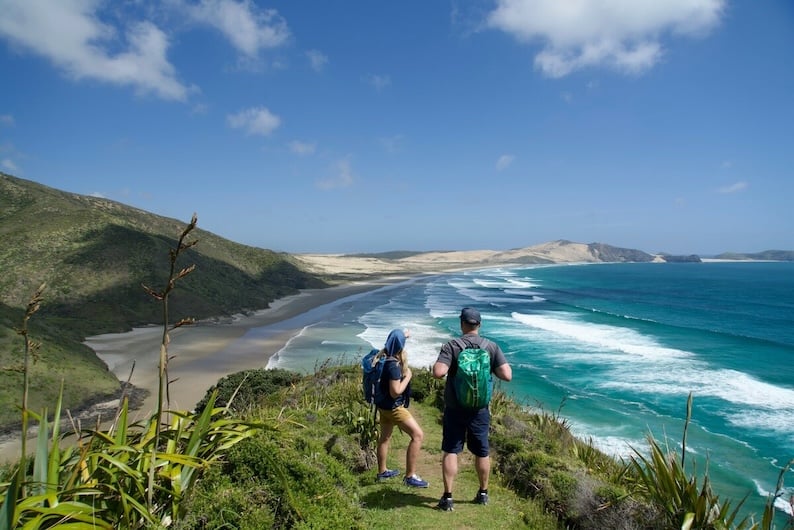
left=404, top=366, right=412, bottom=380
left=403, top=328, right=411, bottom=339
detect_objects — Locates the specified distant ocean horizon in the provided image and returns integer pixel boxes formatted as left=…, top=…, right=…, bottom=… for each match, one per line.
left=265, top=261, right=794, bottom=524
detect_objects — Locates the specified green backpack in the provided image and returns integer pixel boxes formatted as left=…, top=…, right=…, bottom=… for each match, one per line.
left=453, top=338, right=493, bottom=409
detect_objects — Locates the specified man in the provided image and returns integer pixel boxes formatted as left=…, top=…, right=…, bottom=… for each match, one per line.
left=432, top=307, right=512, bottom=511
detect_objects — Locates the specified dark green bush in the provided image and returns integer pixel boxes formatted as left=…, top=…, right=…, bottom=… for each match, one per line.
left=217, top=433, right=364, bottom=529
left=195, top=368, right=301, bottom=414
left=173, top=466, right=275, bottom=530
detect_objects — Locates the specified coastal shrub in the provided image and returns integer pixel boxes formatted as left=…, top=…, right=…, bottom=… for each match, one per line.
left=194, top=367, right=301, bottom=414
left=625, top=393, right=756, bottom=530
left=219, top=433, right=363, bottom=528
left=324, top=365, right=365, bottom=407
left=325, top=431, right=375, bottom=473
left=172, top=466, right=275, bottom=529
left=569, top=474, right=666, bottom=530
left=406, top=368, right=444, bottom=408
left=177, top=489, right=274, bottom=529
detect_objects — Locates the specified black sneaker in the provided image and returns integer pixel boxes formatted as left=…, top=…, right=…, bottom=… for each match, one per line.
left=473, top=491, right=489, bottom=505
left=436, top=497, right=454, bottom=511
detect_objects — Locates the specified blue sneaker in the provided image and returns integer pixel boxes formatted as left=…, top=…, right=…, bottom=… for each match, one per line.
left=377, top=469, right=399, bottom=480
left=403, top=474, right=429, bottom=488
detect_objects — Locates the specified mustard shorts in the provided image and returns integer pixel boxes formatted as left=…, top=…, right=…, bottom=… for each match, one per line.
left=378, top=405, right=412, bottom=427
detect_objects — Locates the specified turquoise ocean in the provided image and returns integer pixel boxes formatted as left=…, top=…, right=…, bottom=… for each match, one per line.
left=261, top=261, right=794, bottom=523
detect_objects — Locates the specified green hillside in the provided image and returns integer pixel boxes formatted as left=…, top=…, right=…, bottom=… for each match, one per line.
left=0, top=172, right=326, bottom=430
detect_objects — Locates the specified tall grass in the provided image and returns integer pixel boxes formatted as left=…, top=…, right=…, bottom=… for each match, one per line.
left=626, top=392, right=793, bottom=530
left=0, top=214, right=262, bottom=529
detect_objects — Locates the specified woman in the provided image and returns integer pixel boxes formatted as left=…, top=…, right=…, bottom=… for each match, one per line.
left=375, top=329, right=428, bottom=488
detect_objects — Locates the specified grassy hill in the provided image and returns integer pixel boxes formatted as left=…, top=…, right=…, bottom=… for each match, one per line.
left=0, top=172, right=326, bottom=430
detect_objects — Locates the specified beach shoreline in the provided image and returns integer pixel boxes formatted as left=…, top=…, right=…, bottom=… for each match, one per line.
left=0, top=275, right=418, bottom=463
left=87, top=275, right=421, bottom=418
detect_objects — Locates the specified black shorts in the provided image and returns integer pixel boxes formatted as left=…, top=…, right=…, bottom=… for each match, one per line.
left=441, top=406, right=490, bottom=457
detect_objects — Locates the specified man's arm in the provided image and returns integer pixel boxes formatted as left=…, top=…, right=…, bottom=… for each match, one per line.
left=494, top=362, right=512, bottom=382
left=432, top=361, right=449, bottom=379
left=433, top=342, right=453, bottom=379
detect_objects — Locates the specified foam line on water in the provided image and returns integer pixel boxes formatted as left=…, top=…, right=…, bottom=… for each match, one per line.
left=511, top=311, right=794, bottom=435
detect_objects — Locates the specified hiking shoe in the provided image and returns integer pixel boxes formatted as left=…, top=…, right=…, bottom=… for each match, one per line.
left=436, top=497, right=454, bottom=511
left=403, top=474, right=429, bottom=488
left=377, top=469, right=399, bottom=480
left=473, top=491, right=489, bottom=505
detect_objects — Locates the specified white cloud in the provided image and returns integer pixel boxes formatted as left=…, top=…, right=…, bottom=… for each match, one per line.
left=0, top=115, right=14, bottom=126
left=0, top=0, right=191, bottom=100
left=317, top=158, right=354, bottom=190
left=227, top=106, right=281, bottom=136
left=2, top=158, right=19, bottom=172
left=89, top=191, right=106, bottom=198
left=306, top=49, right=328, bottom=72
left=496, top=154, right=515, bottom=171
left=718, top=181, right=748, bottom=194
left=486, top=0, right=724, bottom=77
left=363, top=73, right=391, bottom=91
left=180, top=0, right=290, bottom=58
left=289, top=140, right=316, bottom=155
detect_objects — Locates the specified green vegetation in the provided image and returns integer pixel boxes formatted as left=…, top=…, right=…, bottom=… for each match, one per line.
left=3, top=358, right=793, bottom=528
left=0, top=172, right=326, bottom=431
left=0, top=218, right=262, bottom=528
left=0, top=213, right=791, bottom=528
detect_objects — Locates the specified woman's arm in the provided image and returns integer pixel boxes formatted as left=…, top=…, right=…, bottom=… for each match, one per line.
left=389, top=366, right=412, bottom=397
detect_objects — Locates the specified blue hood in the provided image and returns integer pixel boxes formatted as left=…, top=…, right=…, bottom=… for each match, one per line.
left=384, top=329, right=405, bottom=357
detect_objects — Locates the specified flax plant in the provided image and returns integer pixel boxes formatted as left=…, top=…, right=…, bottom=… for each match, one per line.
left=760, top=458, right=794, bottom=530
left=627, top=392, right=753, bottom=530
left=0, top=284, right=47, bottom=529
left=1, top=214, right=263, bottom=528
left=140, top=213, right=199, bottom=511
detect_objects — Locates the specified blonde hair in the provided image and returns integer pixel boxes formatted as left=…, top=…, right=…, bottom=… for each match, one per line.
left=381, top=347, right=408, bottom=376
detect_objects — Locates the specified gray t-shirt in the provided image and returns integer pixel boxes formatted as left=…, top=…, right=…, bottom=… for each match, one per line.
left=436, top=333, right=507, bottom=409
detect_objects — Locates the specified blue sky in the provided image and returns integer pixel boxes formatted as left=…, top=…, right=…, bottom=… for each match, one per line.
left=1, top=1, right=792, bottom=255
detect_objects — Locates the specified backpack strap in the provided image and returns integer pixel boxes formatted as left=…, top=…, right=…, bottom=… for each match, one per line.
left=454, top=336, right=487, bottom=351
left=450, top=338, right=469, bottom=377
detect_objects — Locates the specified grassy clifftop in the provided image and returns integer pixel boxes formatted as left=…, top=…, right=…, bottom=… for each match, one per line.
left=167, top=364, right=786, bottom=529
left=0, top=172, right=326, bottom=430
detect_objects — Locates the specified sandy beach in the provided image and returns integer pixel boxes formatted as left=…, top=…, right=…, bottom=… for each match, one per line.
left=0, top=276, right=413, bottom=463
left=85, top=276, right=415, bottom=420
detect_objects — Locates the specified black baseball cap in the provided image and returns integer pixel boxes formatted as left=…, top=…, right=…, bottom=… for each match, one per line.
left=460, top=307, right=481, bottom=325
